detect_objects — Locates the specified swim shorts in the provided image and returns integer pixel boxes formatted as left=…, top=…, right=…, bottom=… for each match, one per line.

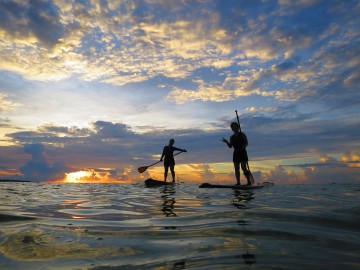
left=233, top=149, right=248, bottom=163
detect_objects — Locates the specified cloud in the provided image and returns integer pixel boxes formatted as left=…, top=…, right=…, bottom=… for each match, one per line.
left=0, top=93, right=20, bottom=112
left=261, top=165, right=306, bottom=184
left=0, top=1, right=359, bottom=183
left=166, top=65, right=319, bottom=104
left=262, top=152, right=360, bottom=184
left=341, top=151, right=360, bottom=164
left=92, top=121, right=133, bottom=140
left=20, top=144, right=69, bottom=181
left=166, top=69, right=258, bottom=104
left=0, top=0, right=64, bottom=47
left=0, top=114, right=359, bottom=183
left=245, top=107, right=276, bottom=113
left=186, top=164, right=217, bottom=182
left=167, top=85, right=234, bottom=104
left=5, top=112, right=359, bottom=164
left=3, top=120, right=162, bottom=181
left=0, top=0, right=358, bottom=107
left=1, top=110, right=358, bottom=183
left=0, top=118, right=11, bottom=128
left=65, top=167, right=147, bottom=183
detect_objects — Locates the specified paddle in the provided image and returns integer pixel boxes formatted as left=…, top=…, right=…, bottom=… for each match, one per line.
left=138, top=152, right=183, bottom=173
left=235, top=110, right=255, bottom=185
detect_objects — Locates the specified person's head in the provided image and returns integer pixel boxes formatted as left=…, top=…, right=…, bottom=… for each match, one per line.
left=230, top=122, right=240, bottom=132
left=169, top=138, right=175, bottom=145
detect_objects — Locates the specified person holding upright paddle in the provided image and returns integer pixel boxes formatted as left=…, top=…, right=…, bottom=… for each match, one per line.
left=222, top=111, right=254, bottom=186
left=160, top=139, right=187, bottom=182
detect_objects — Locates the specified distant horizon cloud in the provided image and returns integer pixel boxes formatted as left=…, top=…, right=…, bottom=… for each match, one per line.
left=20, top=144, right=69, bottom=182
left=1, top=119, right=358, bottom=184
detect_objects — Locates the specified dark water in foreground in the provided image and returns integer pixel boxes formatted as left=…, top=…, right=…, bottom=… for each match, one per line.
left=0, top=182, right=359, bottom=270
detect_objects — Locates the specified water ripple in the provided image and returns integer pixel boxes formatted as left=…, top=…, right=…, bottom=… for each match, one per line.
left=0, top=182, right=359, bottom=269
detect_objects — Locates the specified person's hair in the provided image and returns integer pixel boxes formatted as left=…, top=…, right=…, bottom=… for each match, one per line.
left=230, top=122, right=239, bottom=128
left=169, top=138, right=175, bottom=143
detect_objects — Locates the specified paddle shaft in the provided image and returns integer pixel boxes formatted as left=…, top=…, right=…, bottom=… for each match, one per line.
left=139, top=151, right=183, bottom=173
left=147, top=151, right=182, bottom=167
left=235, top=110, right=241, bottom=132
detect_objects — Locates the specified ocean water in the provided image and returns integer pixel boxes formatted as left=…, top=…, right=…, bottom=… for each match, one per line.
left=0, top=182, right=359, bottom=270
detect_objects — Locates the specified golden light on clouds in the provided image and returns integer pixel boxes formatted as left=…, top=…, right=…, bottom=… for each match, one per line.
left=63, top=168, right=137, bottom=184
left=0, top=1, right=358, bottom=184
left=0, top=93, right=20, bottom=111
left=342, top=152, right=360, bottom=168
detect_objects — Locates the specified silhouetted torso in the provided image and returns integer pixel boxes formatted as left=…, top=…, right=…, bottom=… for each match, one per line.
left=162, top=145, right=182, bottom=165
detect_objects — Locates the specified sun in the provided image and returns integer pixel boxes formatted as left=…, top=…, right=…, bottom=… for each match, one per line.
left=65, top=170, right=92, bottom=183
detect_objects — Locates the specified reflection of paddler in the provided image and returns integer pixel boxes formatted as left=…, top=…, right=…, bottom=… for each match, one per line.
left=161, top=186, right=177, bottom=217
left=232, top=190, right=254, bottom=209
left=241, top=251, right=256, bottom=265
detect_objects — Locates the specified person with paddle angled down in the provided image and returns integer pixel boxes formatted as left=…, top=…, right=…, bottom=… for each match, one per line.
left=222, top=122, right=252, bottom=186
left=160, top=139, right=187, bottom=182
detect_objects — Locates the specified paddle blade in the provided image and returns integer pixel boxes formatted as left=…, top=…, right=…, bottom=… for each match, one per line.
left=138, top=166, right=148, bottom=173
left=249, top=171, right=255, bottom=185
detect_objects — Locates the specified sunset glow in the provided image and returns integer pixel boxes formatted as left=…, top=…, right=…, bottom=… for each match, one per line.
left=0, top=1, right=359, bottom=184
left=65, top=171, right=93, bottom=183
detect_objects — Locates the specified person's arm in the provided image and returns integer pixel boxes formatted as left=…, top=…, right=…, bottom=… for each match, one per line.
left=173, top=146, right=187, bottom=152
left=222, top=137, right=232, bottom=148
left=160, top=147, right=165, bottom=161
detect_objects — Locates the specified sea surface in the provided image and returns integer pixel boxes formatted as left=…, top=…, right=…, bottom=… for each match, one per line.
left=0, top=182, right=359, bottom=270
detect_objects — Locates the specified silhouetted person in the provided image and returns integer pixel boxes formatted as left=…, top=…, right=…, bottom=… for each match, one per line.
left=160, top=139, right=187, bottom=182
left=222, top=122, right=251, bottom=185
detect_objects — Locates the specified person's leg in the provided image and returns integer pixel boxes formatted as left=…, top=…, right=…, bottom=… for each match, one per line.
left=234, top=162, right=241, bottom=185
left=241, top=161, right=251, bottom=185
left=170, top=164, right=175, bottom=182
left=164, top=165, right=169, bottom=182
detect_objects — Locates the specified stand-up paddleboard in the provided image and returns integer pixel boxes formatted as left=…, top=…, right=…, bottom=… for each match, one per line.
left=199, top=182, right=270, bottom=190
left=145, top=178, right=175, bottom=187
